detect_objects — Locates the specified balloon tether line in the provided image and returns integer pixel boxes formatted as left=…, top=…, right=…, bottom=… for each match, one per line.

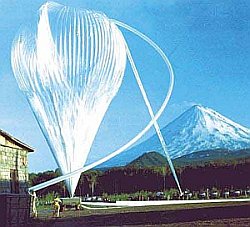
left=29, top=19, right=178, bottom=194
left=124, top=36, right=182, bottom=195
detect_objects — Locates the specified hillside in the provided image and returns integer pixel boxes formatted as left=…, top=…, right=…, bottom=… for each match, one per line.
left=127, top=149, right=250, bottom=168
left=127, top=151, right=167, bottom=167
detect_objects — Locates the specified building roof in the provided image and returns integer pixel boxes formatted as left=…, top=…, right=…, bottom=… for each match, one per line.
left=0, top=129, right=34, bottom=152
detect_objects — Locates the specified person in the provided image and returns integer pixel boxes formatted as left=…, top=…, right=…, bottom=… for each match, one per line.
left=30, top=190, right=38, bottom=218
left=53, top=196, right=62, bottom=218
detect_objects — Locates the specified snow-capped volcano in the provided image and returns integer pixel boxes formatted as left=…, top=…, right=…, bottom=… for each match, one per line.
left=161, top=105, right=250, bottom=158
left=103, top=105, right=250, bottom=167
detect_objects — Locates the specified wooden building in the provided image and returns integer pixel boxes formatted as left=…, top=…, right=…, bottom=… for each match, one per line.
left=0, top=129, right=34, bottom=194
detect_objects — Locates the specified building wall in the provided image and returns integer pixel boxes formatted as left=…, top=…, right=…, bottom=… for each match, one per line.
left=0, top=135, right=29, bottom=194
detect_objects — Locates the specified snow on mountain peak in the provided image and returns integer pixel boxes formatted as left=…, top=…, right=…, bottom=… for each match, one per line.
left=103, top=104, right=250, bottom=167
left=161, top=105, right=250, bottom=158
left=188, top=105, right=249, bottom=136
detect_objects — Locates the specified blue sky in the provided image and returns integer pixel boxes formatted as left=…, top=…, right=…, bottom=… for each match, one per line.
left=0, top=0, right=249, bottom=172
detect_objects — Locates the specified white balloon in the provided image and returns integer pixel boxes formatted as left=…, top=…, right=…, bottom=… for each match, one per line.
left=11, top=2, right=126, bottom=196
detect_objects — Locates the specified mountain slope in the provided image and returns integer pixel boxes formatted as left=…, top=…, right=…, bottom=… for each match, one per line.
left=103, top=105, right=250, bottom=167
left=174, top=148, right=250, bottom=167
left=161, top=105, right=250, bottom=158
left=127, top=151, right=167, bottom=168
left=126, top=148, right=250, bottom=168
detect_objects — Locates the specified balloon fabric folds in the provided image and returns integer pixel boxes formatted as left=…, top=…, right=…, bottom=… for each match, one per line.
left=11, top=2, right=127, bottom=196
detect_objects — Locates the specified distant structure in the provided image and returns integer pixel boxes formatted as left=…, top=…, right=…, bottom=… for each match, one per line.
left=0, top=129, right=33, bottom=194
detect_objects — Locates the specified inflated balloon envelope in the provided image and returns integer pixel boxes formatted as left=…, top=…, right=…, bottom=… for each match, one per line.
left=12, top=2, right=181, bottom=197
left=12, top=2, right=126, bottom=196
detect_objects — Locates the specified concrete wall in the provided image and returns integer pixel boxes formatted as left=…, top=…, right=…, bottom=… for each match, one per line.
left=0, top=194, right=31, bottom=227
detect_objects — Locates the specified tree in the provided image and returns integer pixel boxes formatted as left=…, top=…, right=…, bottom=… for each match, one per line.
left=162, top=166, right=167, bottom=191
left=85, top=170, right=100, bottom=196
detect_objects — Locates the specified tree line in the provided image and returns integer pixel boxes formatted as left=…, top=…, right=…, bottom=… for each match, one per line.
left=29, top=159, right=250, bottom=197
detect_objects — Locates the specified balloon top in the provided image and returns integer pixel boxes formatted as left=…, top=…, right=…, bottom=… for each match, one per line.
left=12, top=2, right=127, bottom=196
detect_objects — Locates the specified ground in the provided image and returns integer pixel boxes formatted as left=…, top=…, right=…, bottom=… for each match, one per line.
left=29, top=201, right=250, bottom=226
